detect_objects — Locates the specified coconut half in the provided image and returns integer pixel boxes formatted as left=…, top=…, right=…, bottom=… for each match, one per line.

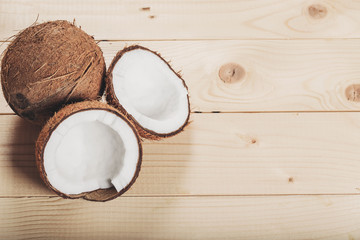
left=1, top=20, right=105, bottom=124
left=106, top=45, right=190, bottom=140
left=36, top=101, right=142, bottom=201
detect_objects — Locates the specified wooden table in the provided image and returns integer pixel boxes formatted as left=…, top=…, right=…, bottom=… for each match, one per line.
left=1, top=0, right=360, bottom=239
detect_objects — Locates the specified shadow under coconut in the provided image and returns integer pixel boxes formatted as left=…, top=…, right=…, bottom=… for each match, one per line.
left=114, top=118, right=194, bottom=238
left=137, top=121, right=193, bottom=197
left=9, top=113, right=194, bottom=198
left=9, top=116, right=49, bottom=195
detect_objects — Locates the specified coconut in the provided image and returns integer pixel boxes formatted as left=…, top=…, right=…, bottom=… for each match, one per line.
left=106, top=45, right=190, bottom=140
left=36, top=101, right=142, bottom=201
left=1, top=20, right=105, bottom=124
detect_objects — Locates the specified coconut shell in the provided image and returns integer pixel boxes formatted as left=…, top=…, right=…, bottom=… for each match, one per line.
left=35, top=101, right=143, bottom=202
left=1, top=20, right=105, bottom=124
left=105, top=45, right=190, bottom=140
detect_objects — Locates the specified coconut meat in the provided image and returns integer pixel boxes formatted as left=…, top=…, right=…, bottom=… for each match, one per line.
left=43, top=110, right=139, bottom=195
left=112, top=49, right=189, bottom=134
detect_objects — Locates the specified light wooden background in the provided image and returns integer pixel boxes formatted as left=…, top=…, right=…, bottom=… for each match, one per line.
left=1, top=0, right=360, bottom=239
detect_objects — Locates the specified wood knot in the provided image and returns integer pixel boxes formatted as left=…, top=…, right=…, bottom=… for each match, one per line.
left=308, top=4, right=327, bottom=19
left=219, top=63, right=245, bottom=83
left=345, top=84, right=360, bottom=102
left=288, top=177, right=294, bottom=183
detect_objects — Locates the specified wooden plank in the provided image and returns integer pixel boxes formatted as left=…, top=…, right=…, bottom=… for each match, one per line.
left=0, top=42, right=9, bottom=113
left=1, top=0, right=360, bottom=40
left=2, top=39, right=360, bottom=114
left=2, top=112, right=360, bottom=197
left=100, top=40, right=360, bottom=112
left=1, top=195, right=360, bottom=239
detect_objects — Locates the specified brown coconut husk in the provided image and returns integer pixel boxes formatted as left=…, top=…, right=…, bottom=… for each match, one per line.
left=105, top=45, right=190, bottom=140
left=1, top=20, right=105, bottom=124
left=35, top=101, right=143, bottom=202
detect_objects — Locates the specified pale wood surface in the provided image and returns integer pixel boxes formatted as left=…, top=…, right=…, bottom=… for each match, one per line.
left=1, top=195, right=360, bottom=240
left=1, top=0, right=360, bottom=40
left=1, top=0, right=360, bottom=239
left=2, top=113, right=360, bottom=197
left=2, top=40, right=360, bottom=113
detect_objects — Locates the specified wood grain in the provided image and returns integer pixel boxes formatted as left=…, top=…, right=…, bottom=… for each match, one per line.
left=2, top=113, right=360, bottom=197
left=1, top=0, right=360, bottom=40
left=2, top=39, right=360, bottom=114
left=1, top=195, right=360, bottom=240
left=2, top=0, right=360, bottom=237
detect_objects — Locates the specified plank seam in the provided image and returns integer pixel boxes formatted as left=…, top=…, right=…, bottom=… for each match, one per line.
left=1, top=193, right=360, bottom=198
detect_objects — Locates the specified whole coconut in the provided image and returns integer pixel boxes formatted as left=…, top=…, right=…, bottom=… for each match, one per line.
left=1, top=20, right=105, bottom=124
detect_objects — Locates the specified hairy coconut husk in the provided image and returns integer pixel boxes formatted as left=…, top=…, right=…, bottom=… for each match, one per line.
left=35, top=101, right=142, bottom=202
left=1, top=20, right=105, bottom=124
left=105, top=45, right=190, bottom=140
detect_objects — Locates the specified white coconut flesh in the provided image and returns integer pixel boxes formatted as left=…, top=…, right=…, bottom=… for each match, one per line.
left=43, top=110, right=139, bottom=195
left=112, top=49, right=189, bottom=134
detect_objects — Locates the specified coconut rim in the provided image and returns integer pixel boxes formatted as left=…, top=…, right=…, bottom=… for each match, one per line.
left=36, top=102, right=143, bottom=202
left=105, top=45, right=191, bottom=140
